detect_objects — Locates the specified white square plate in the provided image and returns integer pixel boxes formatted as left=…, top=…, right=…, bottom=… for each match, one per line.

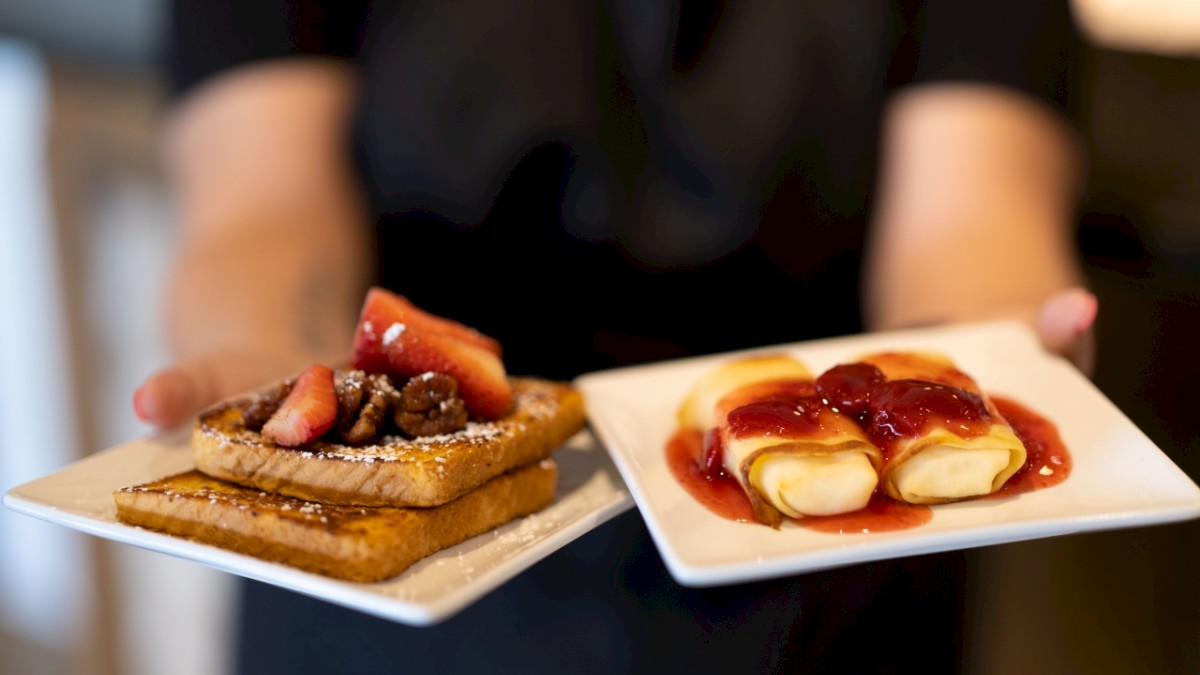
left=3, top=429, right=632, bottom=625
left=575, top=321, right=1200, bottom=587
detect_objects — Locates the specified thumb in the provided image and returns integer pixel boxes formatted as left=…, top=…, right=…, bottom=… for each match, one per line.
left=1035, top=287, right=1098, bottom=375
left=132, top=347, right=306, bottom=430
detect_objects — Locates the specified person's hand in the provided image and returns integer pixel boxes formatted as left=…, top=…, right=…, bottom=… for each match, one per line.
left=1033, top=286, right=1097, bottom=375
left=869, top=285, right=1099, bottom=378
left=867, top=84, right=1096, bottom=376
left=933, top=286, right=1098, bottom=376
left=132, top=60, right=368, bottom=431
left=132, top=346, right=325, bottom=430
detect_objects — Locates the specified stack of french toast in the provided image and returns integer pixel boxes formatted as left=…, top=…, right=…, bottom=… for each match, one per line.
left=114, top=288, right=585, bottom=582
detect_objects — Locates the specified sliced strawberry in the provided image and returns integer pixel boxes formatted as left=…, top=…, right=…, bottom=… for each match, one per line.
left=262, top=364, right=338, bottom=446
left=384, top=327, right=513, bottom=420
left=349, top=287, right=501, bottom=374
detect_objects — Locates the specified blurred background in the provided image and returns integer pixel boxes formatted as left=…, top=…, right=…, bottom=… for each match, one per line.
left=0, top=1, right=1196, bottom=674
left=0, top=2, right=234, bottom=675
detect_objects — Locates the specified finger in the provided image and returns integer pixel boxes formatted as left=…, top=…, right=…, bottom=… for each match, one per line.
left=1036, top=287, right=1098, bottom=372
left=133, top=365, right=211, bottom=430
left=132, top=349, right=300, bottom=430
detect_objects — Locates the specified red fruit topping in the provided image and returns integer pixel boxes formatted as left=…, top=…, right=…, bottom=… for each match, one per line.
left=384, top=327, right=513, bottom=420
left=262, top=364, right=338, bottom=446
left=350, top=287, right=501, bottom=374
left=348, top=287, right=512, bottom=420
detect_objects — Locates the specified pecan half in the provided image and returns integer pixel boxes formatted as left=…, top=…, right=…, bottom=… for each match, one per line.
left=241, top=378, right=294, bottom=431
left=334, top=371, right=368, bottom=435
left=395, top=372, right=468, bottom=437
left=339, top=373, right=400, bottom=445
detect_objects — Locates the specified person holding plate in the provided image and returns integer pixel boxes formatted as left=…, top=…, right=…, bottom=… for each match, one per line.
left=136, top=1, right=1097, bottom=672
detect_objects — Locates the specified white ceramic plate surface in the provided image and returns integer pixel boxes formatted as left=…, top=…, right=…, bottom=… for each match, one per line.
left=575, top=321, right=1200, bottom=587
left=4, top=429, right=633, bottom=625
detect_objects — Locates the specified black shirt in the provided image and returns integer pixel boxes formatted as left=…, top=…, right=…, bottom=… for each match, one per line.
left=169, top=0, right=1080, bottom=377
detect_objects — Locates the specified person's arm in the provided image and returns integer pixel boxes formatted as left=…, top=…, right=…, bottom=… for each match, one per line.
left=864, top=83, right=1096, bottom=371
left=134, top=60, right=371, bottom=429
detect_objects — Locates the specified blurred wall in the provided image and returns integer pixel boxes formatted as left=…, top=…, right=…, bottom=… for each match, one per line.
left=0, top=0, right=161, bottom=66
left=1, top=2, right=236, bottom=675
left=0, top=37, right=87, bottom=670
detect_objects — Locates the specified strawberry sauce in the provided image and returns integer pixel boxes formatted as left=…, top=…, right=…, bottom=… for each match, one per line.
left=665, top=392, right=1070, bottom=532
left=987, top=396, right=1072, bottom=497
left=667, top=429, right=756, bottom=523
left=816, top=362, right=992, bottom=461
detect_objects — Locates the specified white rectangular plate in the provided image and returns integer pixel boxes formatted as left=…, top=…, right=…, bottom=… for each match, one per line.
left=576, top=321, right=1200, bottom=587
left=4, top=429, right=633, bottom=625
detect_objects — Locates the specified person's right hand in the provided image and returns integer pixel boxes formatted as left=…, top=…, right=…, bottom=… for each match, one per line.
left=134, top=60, right=369, bottom=431
left=132, top=346, right=323, bottom=430
left=1033, top=286, right=1097, bottom=376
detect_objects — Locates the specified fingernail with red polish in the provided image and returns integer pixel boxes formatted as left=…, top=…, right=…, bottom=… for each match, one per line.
left=133, top=387, right=151, bottom=422
left=1076, top=293, right=1099, bottom=333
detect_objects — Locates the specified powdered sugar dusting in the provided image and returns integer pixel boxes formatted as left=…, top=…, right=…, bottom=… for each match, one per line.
left=493, top=512, right=559, bottom=548
left=313, top=421, right=506, bottom=463
left=382, top=322, right=406, bottom=347
left=197, top=383, right=573, bottom=468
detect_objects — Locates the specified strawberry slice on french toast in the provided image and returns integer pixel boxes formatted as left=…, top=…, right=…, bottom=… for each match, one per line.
left=350, top=287, right=501, bottom=370
left=350, top=287, right=512, bottom=420
left=381, top=324, right=513, bottom=420
left=262, top=364, right=338, bottom=446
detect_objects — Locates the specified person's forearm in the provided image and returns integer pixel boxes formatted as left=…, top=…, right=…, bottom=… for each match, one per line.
left=163, top=59, right=371, bottom=366
left=864, top=83, right=1085, bottom=331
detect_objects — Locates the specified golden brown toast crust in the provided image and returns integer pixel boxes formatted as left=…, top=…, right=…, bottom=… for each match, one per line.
left=113, top=461, right=558, bottom=583
left=192, top=377, right=584, bottom=507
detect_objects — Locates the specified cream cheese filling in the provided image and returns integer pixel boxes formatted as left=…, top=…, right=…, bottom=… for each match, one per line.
left=725, top=435, right=877, bottom=517
left=890, top=445, right=1010, bottom=503
left=751, top=451, right=878, bottom=517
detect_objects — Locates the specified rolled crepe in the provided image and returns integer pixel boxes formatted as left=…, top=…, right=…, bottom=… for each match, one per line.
left=676, top=354, right=814, bottom=431
left=679, top=355, right=882, bottom=527
left=827, top=351, right=1027, bottom=505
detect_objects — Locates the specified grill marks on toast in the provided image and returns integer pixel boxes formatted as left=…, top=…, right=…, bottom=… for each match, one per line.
left=115, top=376, right=583, bottom=582
left=114, top=462, right=558, bottom=583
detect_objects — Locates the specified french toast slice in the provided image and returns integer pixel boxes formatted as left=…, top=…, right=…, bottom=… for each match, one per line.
left=192, top=376, right=584, bottom=507
left=113, top=460, right=558, bottom=583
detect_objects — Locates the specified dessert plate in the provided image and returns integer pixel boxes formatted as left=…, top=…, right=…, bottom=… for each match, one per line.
left=576, top=321, right=1200, bottom=587
left=3, top=429, right=633, bottom=625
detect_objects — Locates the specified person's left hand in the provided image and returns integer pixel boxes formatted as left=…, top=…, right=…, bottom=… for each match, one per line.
left=1031, top=286, right=1097, bottom=375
